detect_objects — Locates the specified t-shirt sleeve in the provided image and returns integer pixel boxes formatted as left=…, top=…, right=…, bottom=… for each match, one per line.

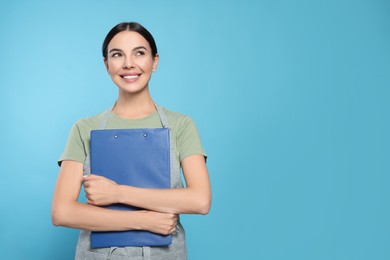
left=58, top=122, right=87, bottom=166
left=177, top=116, right=207, bottom=162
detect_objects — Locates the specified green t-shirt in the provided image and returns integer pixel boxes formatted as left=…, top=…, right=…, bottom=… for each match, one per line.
left=58, top=107, right=206, bottom=166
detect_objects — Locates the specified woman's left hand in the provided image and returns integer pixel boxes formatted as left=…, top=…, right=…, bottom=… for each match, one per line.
left=83, top=174, right=120, bottom=206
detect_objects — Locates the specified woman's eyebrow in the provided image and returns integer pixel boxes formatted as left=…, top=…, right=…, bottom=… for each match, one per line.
left=133, top=46, right=147, bottom=51
left=109, top=46, right=147, bottom=53
left=108, top=48, right=122, bottom=53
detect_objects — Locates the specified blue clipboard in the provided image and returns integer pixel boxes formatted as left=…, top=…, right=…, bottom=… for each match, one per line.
left=89, top=128, right=171, bottom=248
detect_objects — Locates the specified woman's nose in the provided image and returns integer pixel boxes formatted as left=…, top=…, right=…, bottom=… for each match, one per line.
left=123, top=56, right=134, bottom=69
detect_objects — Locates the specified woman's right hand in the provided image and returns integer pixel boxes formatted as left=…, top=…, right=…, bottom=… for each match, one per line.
left=139, top=211, right=178, bottom=235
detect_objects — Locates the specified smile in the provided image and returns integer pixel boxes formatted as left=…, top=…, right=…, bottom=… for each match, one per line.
left=121, top=75, right=140, bottom=79
left=120, top=74, right=141, bottom=83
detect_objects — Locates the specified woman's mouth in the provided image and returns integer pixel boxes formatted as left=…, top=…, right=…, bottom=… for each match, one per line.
left=120, top=74, right=140, bottom=82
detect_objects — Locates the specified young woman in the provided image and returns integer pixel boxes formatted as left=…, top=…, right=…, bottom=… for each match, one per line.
left=52, top=22, right=211, bottom=260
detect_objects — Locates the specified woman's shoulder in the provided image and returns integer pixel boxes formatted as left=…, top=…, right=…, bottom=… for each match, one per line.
left=73, top=110, right=109, bottom=131
left=162, top=107, right=200, bottom=133
left=160, top=106, right=194, bottom=128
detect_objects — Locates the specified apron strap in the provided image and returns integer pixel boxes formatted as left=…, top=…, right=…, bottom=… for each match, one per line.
left=99, top=109, right=111, bottom=129
left=83, top=109, right=110, bottom=176
left=155, top=104, right=169, bottom=128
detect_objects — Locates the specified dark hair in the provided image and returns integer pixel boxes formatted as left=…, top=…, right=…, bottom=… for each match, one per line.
left=102, top=22, right=158, bottom=59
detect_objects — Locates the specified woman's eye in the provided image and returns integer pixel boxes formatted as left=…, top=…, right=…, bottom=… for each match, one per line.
left=135, top=51, right=145, bottom=56
left=111, top=53, right=122, bottom=58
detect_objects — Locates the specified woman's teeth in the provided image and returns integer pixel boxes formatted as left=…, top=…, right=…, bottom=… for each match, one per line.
left=123, top=75, right=139, bottom=79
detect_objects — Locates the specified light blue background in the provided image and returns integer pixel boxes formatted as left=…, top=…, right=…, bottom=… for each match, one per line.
left=1, top=0, right=389, bottom=259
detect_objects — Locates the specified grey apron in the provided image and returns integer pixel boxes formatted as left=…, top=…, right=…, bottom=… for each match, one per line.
left=75, top=105, right=187, bottom=260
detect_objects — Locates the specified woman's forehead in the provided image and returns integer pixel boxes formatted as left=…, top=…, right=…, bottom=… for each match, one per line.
left=108, top=31, right=150, bottom=50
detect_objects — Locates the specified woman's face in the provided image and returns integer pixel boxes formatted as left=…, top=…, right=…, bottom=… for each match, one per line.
left=105, top=31, right=158, bottom=95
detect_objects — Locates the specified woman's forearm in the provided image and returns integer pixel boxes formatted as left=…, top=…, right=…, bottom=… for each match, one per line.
left=52, top=199, right=178, bottom=234
left=119, top=156, right=211, bottom=214
left=52, top=200, right=142, bottom=231
left=117, top=186, right=211, bottom=215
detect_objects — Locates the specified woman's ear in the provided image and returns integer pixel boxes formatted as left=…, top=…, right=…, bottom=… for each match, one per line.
left=104, top=58, right=109, bottom=70
left=152, top=54, right=159, bottom=72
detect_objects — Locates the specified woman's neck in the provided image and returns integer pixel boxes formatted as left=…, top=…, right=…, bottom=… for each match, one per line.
left=112, top=91, right=156, bottom=119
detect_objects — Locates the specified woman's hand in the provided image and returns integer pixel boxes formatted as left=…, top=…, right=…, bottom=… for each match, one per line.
left=140, top=211, right=178, bottom=235
left=83, top=174, right=120, bottom=206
